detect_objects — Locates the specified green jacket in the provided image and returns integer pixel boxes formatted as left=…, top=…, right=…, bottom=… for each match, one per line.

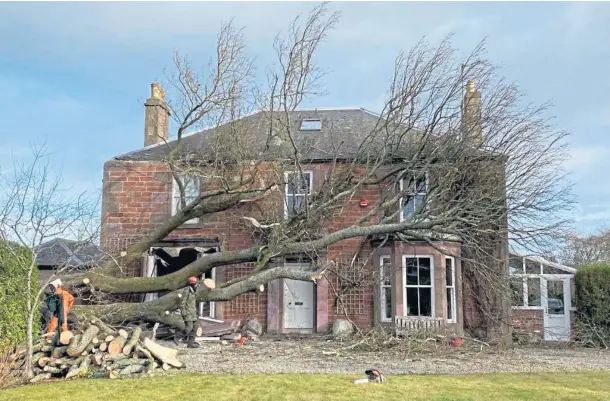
left=180, top=286, right=198, bottom=322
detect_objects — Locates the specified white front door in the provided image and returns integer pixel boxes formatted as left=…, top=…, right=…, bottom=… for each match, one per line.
left=542, top=277, right=571, bottom=341
left=283, top=279, right=314, bottom=329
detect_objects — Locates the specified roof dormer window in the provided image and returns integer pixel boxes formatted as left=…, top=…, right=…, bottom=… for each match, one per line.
left=300, top=119, right=322, bottom=131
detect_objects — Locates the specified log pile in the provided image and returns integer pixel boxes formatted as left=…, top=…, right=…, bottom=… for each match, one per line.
left=15, top=324, right=185, bottom=383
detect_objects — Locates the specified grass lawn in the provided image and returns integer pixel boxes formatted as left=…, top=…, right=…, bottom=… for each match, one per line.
left=2, top=371, right=610, bottom=401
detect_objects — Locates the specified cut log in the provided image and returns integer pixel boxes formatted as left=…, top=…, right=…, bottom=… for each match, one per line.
left=162, top=363, right=170, bottom=371
left=90, top=318, right=114, bottom=335
left=109, top=370, right=119, bottom=379
left=38, top=356, right=51, bottom=368
left=31, top=352, right=46, bottom=364
left=51, top=345, right=69, bottom=359
left=104, top=353, right=128, bottom=362
left=40, top=344, right=54, bottom=353
left=99, top=342, right=108, bottom=352
left=114, top=358, right=147, bottom=368
left=43, top=365, right=63, bottom=374
left=136, top=345, right=153, bottom=361
left=91, top=337, right=99, bottom=345
left=108, top=334, right=128, bottom=355
left=65, top=356, right=91, bottom=380
left=60, top=330, right=74, bottom=345
left=202, top=278, right=216, bottom=289
left=147, top=361, right=158, bottom=374
left=30, top=373, right=52, bottom=383
left=118, top=329, right=128, bottom=339
left=143, top=338, right=182, bottom=369
left=67, top=325, right=99, bottom=357
left=104, top=335, right=115, bottom=343
left=67, top=334, right=82, bottom=350
left=91, top=354, right=103, bottom=366
left=120, top=364, right=146, bottom=376
left=122, top=327, right=142, bottom=355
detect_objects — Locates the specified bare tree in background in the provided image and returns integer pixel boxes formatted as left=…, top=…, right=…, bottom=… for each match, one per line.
left=47, top=3, right=572, bottom=342
left=561, top=227, right=610, bottom=267
left=0, top=145, right=99, bottom=379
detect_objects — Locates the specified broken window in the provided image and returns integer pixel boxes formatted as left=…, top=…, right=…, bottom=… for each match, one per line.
left=285, top=171, right=312, bottom=218
left=380, top=256, right=392, bottom=322
left=172, top=174, right=200, bottom=224
left=404, top=256, right=433, bottom=318
left=400, top=174, right=427, bottom=220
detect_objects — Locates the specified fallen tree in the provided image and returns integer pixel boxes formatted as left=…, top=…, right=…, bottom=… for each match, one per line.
left=2, top=3, right=573, bottom=345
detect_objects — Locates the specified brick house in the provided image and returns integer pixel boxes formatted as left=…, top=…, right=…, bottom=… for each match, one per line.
left=101, top=83, right=513, bottom=338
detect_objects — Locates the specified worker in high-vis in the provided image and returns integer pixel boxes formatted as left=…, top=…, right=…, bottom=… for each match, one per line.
left=45, top=279, right=75, bottom=339
left=175, top=276, right=200, bottom=348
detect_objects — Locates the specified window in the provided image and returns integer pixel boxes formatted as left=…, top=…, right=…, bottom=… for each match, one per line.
left=300, top=119, right=322, bottom=131
left=509, top=256, right=542, bottom=308
left=509, top=257, right=524, bottom=275
left=527, top=277, right=541, bottom=306
left=403, top=256, right=434, bottom=317
left=510, top=276, right=525, bottom=306
left=380, top=256, right=392, bottom=322
left=172, top=174, right=200, bottom=224
left=285, top=171, right=312, bottom=218
left=445, top=257, right=456, bottom=323
left=400, top=174, right=427, bottom=220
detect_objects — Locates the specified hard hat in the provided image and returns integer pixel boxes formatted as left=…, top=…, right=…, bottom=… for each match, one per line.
left=187, top=276, right=198, bottom=285
left=50, top=279, right=63, bottom=288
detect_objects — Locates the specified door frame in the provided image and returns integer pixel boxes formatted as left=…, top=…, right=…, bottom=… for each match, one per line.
left=541, top=274, right=573, bottom=341
left=281, top=262, right=316, bottom=333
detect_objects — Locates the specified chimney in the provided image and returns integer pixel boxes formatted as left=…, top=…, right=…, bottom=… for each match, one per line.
left=461, top=80, right=483, bottom=145
left=144, top=83, right=171, bottom=147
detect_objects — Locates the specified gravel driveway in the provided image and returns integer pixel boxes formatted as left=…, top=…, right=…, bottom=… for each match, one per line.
left=171, top=336, right=610, bottom=375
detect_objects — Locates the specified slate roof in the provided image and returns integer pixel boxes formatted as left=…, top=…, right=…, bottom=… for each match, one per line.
left=114, top=108, right=386, bottom=162
left=35, top=238, right=103, bottom=268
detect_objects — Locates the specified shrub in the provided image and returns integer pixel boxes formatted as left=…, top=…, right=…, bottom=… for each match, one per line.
left=0, top=240, right=39, bottom=348
left=574, top=263, right=610, bottom=348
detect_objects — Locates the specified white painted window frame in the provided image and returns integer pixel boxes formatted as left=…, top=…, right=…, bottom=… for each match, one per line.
left=284, top=170, right=313, bottom=219
left=399, top=173, right=429, bottom=221
left=402, top=255, right=435, bottom=318
left=171, top=174, right=200, bottom=224
left=509, top=255, right=576, bottom=311
left=379, top=255, right=392, bottom=323
left=445, top=256, right=457, bottom=323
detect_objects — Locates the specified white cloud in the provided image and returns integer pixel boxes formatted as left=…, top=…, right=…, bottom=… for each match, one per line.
left=562, top=146, right=610, bottom=175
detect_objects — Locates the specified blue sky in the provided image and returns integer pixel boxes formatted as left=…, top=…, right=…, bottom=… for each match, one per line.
left=0, top=2, right=609, bottom=235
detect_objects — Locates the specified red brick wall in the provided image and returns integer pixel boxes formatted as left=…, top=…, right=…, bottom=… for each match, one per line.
left=511, top=309, right=543, bottom=338
left=101, top=160, right=388, bottom=330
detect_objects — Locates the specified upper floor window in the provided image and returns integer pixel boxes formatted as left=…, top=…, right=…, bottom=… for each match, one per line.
left=285, top=171, right=312, bottom=218
left=172, top=174, right=200, bottom=224
left=300, top=119, right=322, bottom=131
left=400, top=174, right=428, bottom=220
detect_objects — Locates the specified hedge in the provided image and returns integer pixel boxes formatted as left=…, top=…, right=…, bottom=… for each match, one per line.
left=0, top=240, right=40, bottom=347
left=574, top=262, right=610, bottom=347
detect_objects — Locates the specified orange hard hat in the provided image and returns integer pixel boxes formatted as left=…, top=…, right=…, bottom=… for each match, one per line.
left=187, top=276, right=199, bottom=285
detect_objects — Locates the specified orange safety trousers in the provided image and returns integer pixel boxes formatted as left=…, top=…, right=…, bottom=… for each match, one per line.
left=46, top=288, right=75, bottom=334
